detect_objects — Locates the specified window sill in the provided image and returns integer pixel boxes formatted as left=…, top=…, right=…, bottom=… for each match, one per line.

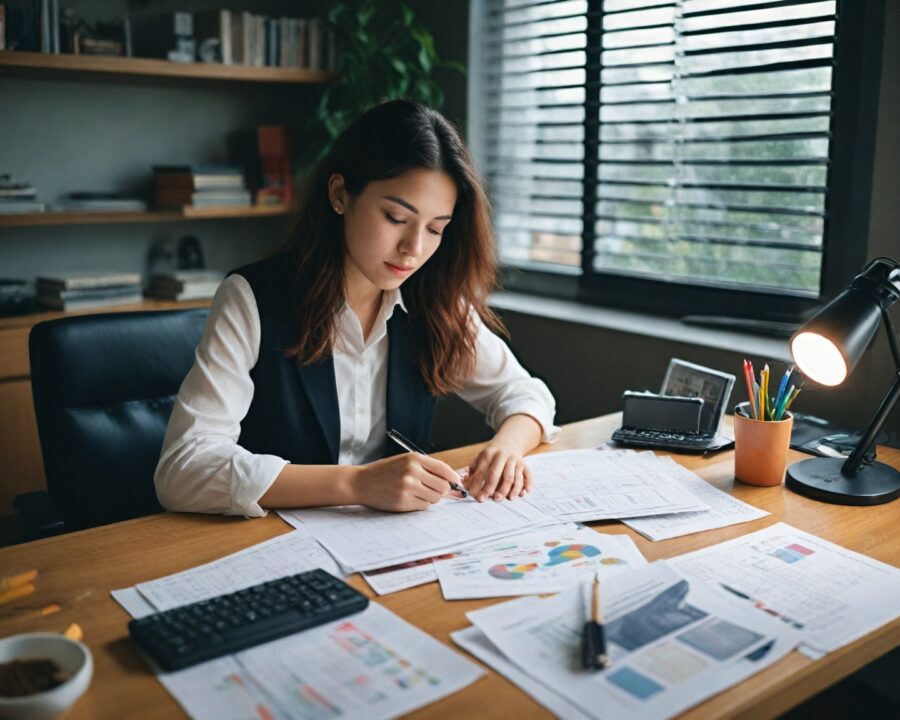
left=489, top=290, right=792, bottom=362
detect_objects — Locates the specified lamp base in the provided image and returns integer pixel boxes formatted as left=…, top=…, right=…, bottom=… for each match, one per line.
left=786, top=457, right=900, bottom=505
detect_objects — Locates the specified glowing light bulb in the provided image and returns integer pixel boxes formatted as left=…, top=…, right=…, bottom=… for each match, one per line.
left=791, top=332, right=847, bottom=386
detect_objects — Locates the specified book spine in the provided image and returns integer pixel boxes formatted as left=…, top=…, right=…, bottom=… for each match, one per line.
left=279, top=17, right=289, bottom=68
left=255, top=15, right=265, bottom=68
left=242, top=11, right=252, bottom=66
left=124, top=15, right=132, bottom=57
left=230, top=11, right=242, bottom=65
left=220, top=9, right=232, bottom=65
left=50, top=0, right=58, bottom=52
left=0, top=5, right=5, bottom=51
left=297, top=19, right=307, bottom=69
left=40, top=0, right=49, bottom=52
left=308, top=18, right=321, bottom=70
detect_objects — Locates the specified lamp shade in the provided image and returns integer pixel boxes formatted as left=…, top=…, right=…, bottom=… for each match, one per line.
left=790, top=284, right=882, bottom=386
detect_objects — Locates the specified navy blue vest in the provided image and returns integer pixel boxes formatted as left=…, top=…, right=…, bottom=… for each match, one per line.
left=231, top=253, right=436, bottom=464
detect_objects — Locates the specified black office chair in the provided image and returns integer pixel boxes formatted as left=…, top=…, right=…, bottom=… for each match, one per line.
left=25, top=308, right=208, bottom=535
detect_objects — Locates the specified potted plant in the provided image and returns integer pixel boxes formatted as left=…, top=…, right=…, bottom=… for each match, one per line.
left=300, top=0, right=464, bottom=171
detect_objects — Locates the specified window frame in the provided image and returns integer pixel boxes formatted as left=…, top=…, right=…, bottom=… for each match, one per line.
left=483, top=0, right=885, bottom=324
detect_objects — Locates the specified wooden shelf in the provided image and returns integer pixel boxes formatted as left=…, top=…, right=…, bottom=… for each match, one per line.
left=0, top=204, right=294, bottom=227
left=0, top=50, right=338, bottom=84
left=0, top=297, right=213, bottom=332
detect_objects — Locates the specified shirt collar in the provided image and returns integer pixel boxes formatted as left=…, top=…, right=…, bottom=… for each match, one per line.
left=382, top=287, right=407, bottom=318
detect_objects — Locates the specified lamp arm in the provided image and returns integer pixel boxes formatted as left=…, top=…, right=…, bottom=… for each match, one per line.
left=885, top=304, right=900, bottom=370
left=842, top=307, right=900, bottom=474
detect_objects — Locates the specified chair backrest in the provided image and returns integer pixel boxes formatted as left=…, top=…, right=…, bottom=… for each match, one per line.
left=29, top=308, right=208, bottom=532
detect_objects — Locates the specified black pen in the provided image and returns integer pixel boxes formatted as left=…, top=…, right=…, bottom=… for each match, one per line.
left=582, top=572, right=610, bottom=671
left=386, top=429, right=470, bottom=498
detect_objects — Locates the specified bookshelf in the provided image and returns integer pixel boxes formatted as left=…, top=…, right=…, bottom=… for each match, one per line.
left=0, top=50, right=338, bottom=84
left=0, top=204, right=295, bottom=227
left=1, top=26, right=337, bottom=516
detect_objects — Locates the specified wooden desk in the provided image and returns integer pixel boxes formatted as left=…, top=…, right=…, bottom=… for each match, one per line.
left=1, top=414, right=898, bottom=719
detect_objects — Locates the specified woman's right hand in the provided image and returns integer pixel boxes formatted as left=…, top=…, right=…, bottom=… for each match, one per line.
left=352, top=454, right=459, bottom=512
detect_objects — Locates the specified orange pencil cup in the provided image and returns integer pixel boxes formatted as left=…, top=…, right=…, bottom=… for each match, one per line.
left=734, top=402, right=794, bottom=487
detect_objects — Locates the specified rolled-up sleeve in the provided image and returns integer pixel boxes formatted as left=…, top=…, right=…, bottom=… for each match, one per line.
left=154, top=274, right=289, bottom=517
left=455, top=313, right=560, bottom=442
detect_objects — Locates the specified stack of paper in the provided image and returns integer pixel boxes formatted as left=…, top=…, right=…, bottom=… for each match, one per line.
left=279, top=495, right=558, bottom=572
left=523, top=449, right=710, bottom=522
left=622, top=453, right=770, bottom=541
left=113, top=532, right=485, bottom=720
left=434, top=523, right=647, bottom=599
left=144, top=604, right=484, bottom=720
left=112, top=529, right=344, bottom=618
left=671, top=522, right=900, bottom=658
left=453, top=562, right=801, bottom=720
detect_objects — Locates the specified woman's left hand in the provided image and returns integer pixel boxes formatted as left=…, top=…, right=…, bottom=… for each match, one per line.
left=464, top=441, right=533, bottom=502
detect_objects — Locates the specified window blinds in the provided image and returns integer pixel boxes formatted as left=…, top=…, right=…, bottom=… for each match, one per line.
left=473, top=0, right=838, bottom=295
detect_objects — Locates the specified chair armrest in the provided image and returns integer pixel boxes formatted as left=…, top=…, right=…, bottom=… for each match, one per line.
left=13, top=491, right=66, bottom=541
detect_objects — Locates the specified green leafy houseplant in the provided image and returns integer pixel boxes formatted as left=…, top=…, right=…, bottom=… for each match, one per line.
left=301, top=0, right=464, bottom=171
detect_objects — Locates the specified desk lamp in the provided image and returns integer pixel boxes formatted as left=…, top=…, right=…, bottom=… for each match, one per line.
left=786, top=257, right=900, bottom=504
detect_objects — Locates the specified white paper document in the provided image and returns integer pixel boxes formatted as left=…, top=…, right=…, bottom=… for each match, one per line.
left=623, top=455, right=769, bottom=541
left=133, top=530, right=345, bottom=612
left=524, top=449, right=709, bottom=522
left=451, top=626, right=591, bottom=720
left=435, top=524, right=647, bottom=599
left=280, top=496, right=557, bottom=572
left=362, top=554, right=448, bottom=595
left=156, top=603, right=483, bottom=720
left=671, top=522, right=900, bottom=656
left=463, top=562, right=799, bottom=720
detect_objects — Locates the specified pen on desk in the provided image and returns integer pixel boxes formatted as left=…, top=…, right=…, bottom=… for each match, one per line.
left=386, top=429, right=470, bottom=498
left=582, top=573, right=610, bottom=671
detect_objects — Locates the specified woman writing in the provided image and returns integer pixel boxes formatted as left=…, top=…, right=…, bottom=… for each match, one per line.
left=155, top=100, right=557, bottom=516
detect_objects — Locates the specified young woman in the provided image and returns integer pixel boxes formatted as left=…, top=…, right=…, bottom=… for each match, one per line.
left=155, top=99, right=557, bottom=517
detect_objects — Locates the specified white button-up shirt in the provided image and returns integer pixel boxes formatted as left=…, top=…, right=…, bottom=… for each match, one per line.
left=154, top=274, right=559, bottom=517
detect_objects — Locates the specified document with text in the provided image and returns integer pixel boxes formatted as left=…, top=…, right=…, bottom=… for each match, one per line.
left=463, top=562, right=799, bottom=720
left=524, top=449, right=709, bottom=522
left=671, top=522, right=900, bottom=657
left=132, top=530, right=345, bottom=613
left=623, top=455, right=769, bottom=541
left=152, top=604, right=482, bottom=720
left=435, top=524, right=646, bottom=599
left=280, top=496, right=558, bottom=572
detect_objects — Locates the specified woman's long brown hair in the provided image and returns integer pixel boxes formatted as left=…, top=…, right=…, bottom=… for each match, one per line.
left=285, top=99, right=504, bottom=396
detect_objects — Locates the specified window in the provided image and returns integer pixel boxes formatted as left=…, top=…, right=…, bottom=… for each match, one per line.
left=468, top=0, right=882, bottom=322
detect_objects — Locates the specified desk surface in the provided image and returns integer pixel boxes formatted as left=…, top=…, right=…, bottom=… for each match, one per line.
left=1, top=414, right=898, bottom=720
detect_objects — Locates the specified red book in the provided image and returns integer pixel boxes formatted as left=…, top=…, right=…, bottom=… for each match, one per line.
left=256, top=126, right=293, bottom=206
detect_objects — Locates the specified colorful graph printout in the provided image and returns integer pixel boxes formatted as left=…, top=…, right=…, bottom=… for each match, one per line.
left=435, top=524, right=647, bottom=599
left=158, top=604, right=483, bottom=720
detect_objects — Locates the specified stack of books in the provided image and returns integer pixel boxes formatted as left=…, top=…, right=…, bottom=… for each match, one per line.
left=153, top=165, right=251, bottom=209
left=36, top=271, right=143, bottom=311
left=147, top=270, right=224, bottom=301
left=50, top=192, right=148, bottom=213
left=0, top=174, right=45, bottom=214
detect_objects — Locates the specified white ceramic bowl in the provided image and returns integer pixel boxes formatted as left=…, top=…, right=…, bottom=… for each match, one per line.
left=0, top=633, right=93, bottom=720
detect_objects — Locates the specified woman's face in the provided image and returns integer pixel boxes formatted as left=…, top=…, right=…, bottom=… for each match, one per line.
left=330, top=168, right=457, bottom=296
